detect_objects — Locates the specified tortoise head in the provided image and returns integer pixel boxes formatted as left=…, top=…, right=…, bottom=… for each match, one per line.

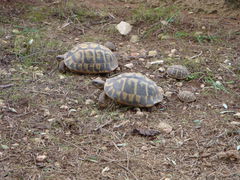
left=92, top=78, right=105, bottom=89
left=56, top=54, right=65, bottom=61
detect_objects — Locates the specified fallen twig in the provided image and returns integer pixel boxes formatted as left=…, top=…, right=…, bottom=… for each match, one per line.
left=0, top=84, right=14, bottom=89
left=190, top=51, right=203, bottom=59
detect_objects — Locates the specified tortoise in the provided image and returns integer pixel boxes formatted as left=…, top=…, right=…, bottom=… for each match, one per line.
left=166, top=65, right=190, bottom=80
left=178, top=90, right=196, bottom=103
left=92, top=73, right=164, bottom=108
left=56, top=42, right=118, bottom=74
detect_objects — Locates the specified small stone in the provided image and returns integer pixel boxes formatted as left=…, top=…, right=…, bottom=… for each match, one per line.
left=74, top=38, right=80, bottom=41
left=60, top=105, right=69, bottom=109
left=36, top=155, right=47, bottom=162
left=130, top=52, right=140, bottom=57
left=158, top=122, right=173, bottom=133
left=59, top=75, right=65, bottom=79
left=175, top=82, right=183, bottom=87
left=104, top=41, right=116, bottom=51
left=150, top=60, right=164, bottom=65
left=43, top=109, right=50, bottom=117
left=139, top=58, right=145, bottom=61
left=130, top=35, right=139, bottom=43
left=158, top=34, right=171, bottom=40
left=116, top=21, right=132, bottom=35
left=141, top=146, right=149, bottom=151
left=165, top=91, right=173, bottom=97
left=9, top=68, right=17, bottom=73
left=160, top=20, right=168, bottom=25
left=136, top=111, right=144, bottom=116
left=217, top=76, right=223, bottom=80
left=202, top=26, right=206, bottom=30
left=0, top=99, right=6, bottom=108
left=200, top=84, right=205, bottom=88
left=44, top=87, right=50, bottom=91
left=12, top=29, right=20, bottom=34
left=171, top=49, right=177, bottom=54
left=158, top=67, right=165, bottom=72
left=168, top=53, right=173, bottom=57
left=124, top=63, right=134, bottom=69
left=47, top=118, right=55, bottom=122
left=234, top=113, right=240, bottom=119
left=85, top=99, right=94, bottom=105
left=12, top=143, right=19, bottom=147
left=194, top=31, right=203, bottom=36
left=148, top=50, right=158, bottom=57
left=68, top=109, right=77, bottom=114
left=35, top=71, right=44, bottom=77
left=90, top=110, right=97, bottom=116
left=230, top=121, right=240, bottom=125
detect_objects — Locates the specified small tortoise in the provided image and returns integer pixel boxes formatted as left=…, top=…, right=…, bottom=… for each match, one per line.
left=92, top=73, right=163, bottom=107
left=167, top=65, right=190, bottom=80
left=178, top=90, right=196, bottom=102
left=57, top=42, right=118, bottom=74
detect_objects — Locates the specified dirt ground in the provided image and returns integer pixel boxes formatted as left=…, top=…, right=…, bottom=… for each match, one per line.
left=0, top=0, right=240, bottom=180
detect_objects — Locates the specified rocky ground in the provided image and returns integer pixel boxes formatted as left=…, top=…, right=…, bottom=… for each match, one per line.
left=0, top=0, right=240, bottom=179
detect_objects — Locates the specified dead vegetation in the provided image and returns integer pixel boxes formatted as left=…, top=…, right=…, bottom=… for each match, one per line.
left=0, top=0, right=240, bottom=180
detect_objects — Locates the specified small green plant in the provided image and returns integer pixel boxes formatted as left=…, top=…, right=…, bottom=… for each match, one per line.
left=187, top=72, right=205, bottom=80
left=194, top=34, right=218, bottom=43
left=204, top=77, right=228, bottom=93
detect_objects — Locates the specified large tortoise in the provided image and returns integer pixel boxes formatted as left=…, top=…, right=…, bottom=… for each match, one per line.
left=57, top=42, right=118, bottom=74
left=92, top=73, right=163, bottom=108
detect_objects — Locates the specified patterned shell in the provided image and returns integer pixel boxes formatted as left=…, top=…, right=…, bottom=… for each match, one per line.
left=104, top=73, right=163, bottom=107
left=63, top=42, right=118, bottom=73
left=167, top=65, right=190, bottom=79
left=178, top=91, right=196, bottom=102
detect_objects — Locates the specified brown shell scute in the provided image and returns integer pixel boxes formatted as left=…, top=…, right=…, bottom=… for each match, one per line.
left=178, top=91, right=196, bottom=102
left=63, top=42, right=118, bottom=73
left=167, top=65, right=190, bottom=80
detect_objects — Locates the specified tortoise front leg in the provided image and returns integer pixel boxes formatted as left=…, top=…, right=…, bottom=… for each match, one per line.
left=98, top=91, right=108, bottom=108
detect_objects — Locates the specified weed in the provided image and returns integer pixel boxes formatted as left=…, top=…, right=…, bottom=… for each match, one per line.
left=187, top=72, right=205, bottom=80
left=204, top=77, right=228, bottom=93
left=194, top=34, right=218, bottom=43
left=175, top=31, right=219, bottom=43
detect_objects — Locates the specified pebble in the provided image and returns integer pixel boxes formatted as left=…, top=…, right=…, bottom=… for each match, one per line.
left=175, top=82, right=183, bottom=87
left=116, top=21, right=132, bottom=35
left=139, top=58, right=145, bottom=61
left=60, top=105, right=69, bottom=109
left=124, top=63, right=134, bottom=69
left=130, top=52, right=140, bottom=57
left=85, top=99, right=94, bottom=105
left=230, top=121, right=240, bottom=125
left=234, top=113, right=240, bottom=119
left=158, top=122, right=173, bottom=133
left=200, top=84, right=205, bottom=88
left=141, top=146, right=149, bottom=151
left=171, top=49, right=177, bottom=54
left=160, top=20, right=168, bottom=25
left=164, top=91, right=173, bottom=98
left=9, top=68, right=17, bottom=73
left=159, top=67, right=165, bottom=72
left=148, top=50, right=158, bottom=57
left=130, top=35, right=139, bottom=43
left=104, top=41, right=116, bottom=51
left=36, top=155, right=47, bottom=162
left=43, top=109, right=50, bottom=117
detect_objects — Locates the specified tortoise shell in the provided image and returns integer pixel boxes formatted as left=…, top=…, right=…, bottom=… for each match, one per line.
left=63, top=42, right=118, bottom=73
left=104, top=73, right=163, bottom=107
left=167, top=65, right=190, bottom=80
left=178, top=90, right=196, bottom=102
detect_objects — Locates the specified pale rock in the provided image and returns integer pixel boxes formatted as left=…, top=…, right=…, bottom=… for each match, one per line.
left=158, top=122, right=173, bottom=133
left=136, top=111, right=144, bottom=116
left=85, top=99, right=94, bottom=105
left=124, top=63, right=134, bottom=69
left=200, top=84, right=205, bottom=88
left=194, top=31, right=203, bottom=36
left=139, top=58, right=145, bottom=61
left=90, top=110, right=97, bottom=116
left=12, top=29, right=20, bottom=34
left=116, top=21, right=132, bottom=35
left=43, top=109, right=50, bottom=117
left=59, top=75, right=65, bottom=79
left=150, top=60, right=164, bottom=65
left=35, top=71, right=44, bottom=77
left=0, top=99, right=6, bottom=108
left=230, top=121, right=240, bottom=125
left=171, top=49, right=177, bottom=54
left=9, top=68, right=17, bottom=73
left=217, top=76, right=223, bottom=80
left=141, top=146, right=149, bottom=151
left=234, top=113, right=240, bottom=119
left=60, top=105, right=69, bottom=109
left=168, top=53, right=174, bottom=57
left=47, top=118, right=55, bottom=122
left=130, top=52, right=140, bottom=57
left=36, top=154, right=47, bottom=162
left=149, top=75, right=155, bottom=78
left=165, top=91, right=173, bottom=97
left=158, top=67, right=165, bottom=72
left=130, top=35, right=139, bottom=43
left=148, top=50, right=158, bottom=57
left=44, top=87, right=50, bottom=91
left=160, top=20, right=168, bottom=25
left=175, top=82, right=183, bottom=87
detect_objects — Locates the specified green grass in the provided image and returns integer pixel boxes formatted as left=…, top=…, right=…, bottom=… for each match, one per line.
left=175, top=31, right=219, bottom=43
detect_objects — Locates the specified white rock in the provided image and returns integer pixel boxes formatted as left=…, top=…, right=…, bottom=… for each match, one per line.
left=158, top=67, right=165, bottom=72
left=200, top=84, right=205, bottom=88
left=124, top=63, right=134, bottom=69
left=136, top=111, right=144, bottom=116
left=43, top=109, right=50, bottom=117
left=158, top=122, right=173, bottom=133
left=230, top=121, right=240, bottom=125
left=36, top=155, right=47, bottom=162
left=9, top=68, right=17, bottom=73
left=175, top=82, right=183, bottom=87
left=171, top=49, right=177, bottom=54
left=148, top=50, right=158, bottom=57
left=116, top=21, right=132, bottom=35
left=165, top=91, right=173, bottom=97
left=60, top=105, right=69, bottom=109
left=150, top=60, right=164, bottom=65
left=0, top=99, right=6, bottom=108
left=130, top=35, right=139, bottom=43
left=160, top=20, right=168, bottom=25
left=85, top=99, right=94, bottom=105
left=234, top=113, right=240, bottom=119
left=59, top=75, right=65, bottom=79
left=139, top=58, right=145, bottom=61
